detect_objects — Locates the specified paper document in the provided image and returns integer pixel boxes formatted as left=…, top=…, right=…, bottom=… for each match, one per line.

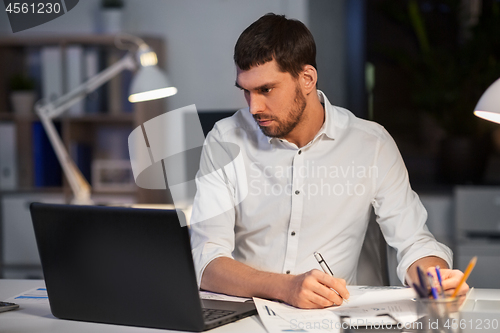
left=330, top=286, right=418, bottom=326
left=331, top=299, right=418, bottom=326
left=199, top=290, right=252, bottom=302
left=253, top=286, right=418, bottom=332
left=6, top=287, right=48, bottom=303
left=254, top=297, right=340, bottom=333
left=341, top=285, right=416, bottom=307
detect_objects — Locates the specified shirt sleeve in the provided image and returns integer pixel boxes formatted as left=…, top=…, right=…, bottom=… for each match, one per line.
left=188, top=126, right=239, bottom=287
left=371, top=128, right=453, bottom=285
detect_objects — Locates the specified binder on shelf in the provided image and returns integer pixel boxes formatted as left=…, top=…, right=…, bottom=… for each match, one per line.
left=32, top=121, right=62, bottom=187
left=0, top=122, right=18, bottom=190
left=41, top=46, right=63, bottom=103
left=98, top=48, right=109, bottom=112
left=107, top=50, right=122, bottom=115
left=121, top=68, right=133, bottom=113
left=84, top=47, right=100, bottom=113
left=84, top=47, right=108, bottom=113
left=26, top=47, right=42, bottom=102
left=96, top=126, right=130, bottom=160
left=70, top=142, right=92, bottom=184
left=66, top=46, right=84, bottom=116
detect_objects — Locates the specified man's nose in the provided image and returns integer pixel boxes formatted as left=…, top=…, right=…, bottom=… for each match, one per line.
left=248, top=93, right=265, bottom=115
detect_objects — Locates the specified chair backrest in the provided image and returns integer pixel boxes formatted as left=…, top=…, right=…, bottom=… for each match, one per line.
left=356, top=209, right=390, bottom=286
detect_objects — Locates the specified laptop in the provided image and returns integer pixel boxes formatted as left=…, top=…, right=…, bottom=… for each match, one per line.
left=30, top=203, right=256, bottom=331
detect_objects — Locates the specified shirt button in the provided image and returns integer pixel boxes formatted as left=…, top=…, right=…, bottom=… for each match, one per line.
left=295, top=190, right=300, bottom=195
left=286, top=270, right=290, bottom=274
left=291, top=231, right=296, bottom=236
left=298, top=150, right=302, bottom=155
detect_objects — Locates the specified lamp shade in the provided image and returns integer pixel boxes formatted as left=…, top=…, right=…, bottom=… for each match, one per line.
left=129, top=65, right=177, bottom=103
left=474, top=77, right=500, bottom=124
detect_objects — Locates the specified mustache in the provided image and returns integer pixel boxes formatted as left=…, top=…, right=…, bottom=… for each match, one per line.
left=253, top=114, right=275, bottom=121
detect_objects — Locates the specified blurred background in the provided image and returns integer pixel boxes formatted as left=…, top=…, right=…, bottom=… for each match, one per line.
left=0, top=0, right=499, bottom=287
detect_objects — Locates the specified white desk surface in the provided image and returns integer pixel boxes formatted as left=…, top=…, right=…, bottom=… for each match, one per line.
left=0, top=279, right=266, bottom=333
left=2, top=279, right=500, bottom=333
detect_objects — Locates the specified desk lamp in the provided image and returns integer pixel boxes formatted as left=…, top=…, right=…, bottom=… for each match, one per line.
left=35, top=34, right=177, bottom=205
left=474, top=77, right=500, bottom=124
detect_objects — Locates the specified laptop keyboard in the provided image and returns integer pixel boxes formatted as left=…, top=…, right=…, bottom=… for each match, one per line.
left=202, top=308, right=236, bottom=322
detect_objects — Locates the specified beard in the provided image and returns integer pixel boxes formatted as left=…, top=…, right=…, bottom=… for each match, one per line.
left=254, top=84, right=307, bottom=138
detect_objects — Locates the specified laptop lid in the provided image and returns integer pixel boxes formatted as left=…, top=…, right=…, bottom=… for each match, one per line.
left=30, top=203, right=255, bottom=331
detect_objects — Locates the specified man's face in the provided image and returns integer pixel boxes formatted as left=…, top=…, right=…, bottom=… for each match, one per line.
left=236, top=60, right=307, bottom=139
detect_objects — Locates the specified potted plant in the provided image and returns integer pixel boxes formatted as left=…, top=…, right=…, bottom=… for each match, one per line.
left=9, top=74, right=36, bottom=116
left=377, top=0, right=500, bottom=183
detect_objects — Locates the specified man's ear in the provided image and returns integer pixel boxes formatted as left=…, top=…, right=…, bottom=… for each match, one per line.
left=300, top=65, right=317, bottom=95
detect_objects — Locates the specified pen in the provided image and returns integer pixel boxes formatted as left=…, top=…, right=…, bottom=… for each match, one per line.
left=412, top=282, right=427, bottom=298
left=416, top=266, right=429, bottom=297
left=435, top=266, right=445, bottom=298
left=427, top=272, right=439, bottom=299
left=314, top=252, right=334, bottom=276
left=313, top=252, right=348, bottom=303
left=451, top=256, right=477, bottom=298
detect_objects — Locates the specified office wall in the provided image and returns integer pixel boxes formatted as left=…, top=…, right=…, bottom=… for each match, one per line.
left=0, top=0, right=308, bottom=110
left=0, top=0, right=311, bottom=201
left=308, top=0, right=347, bottom=109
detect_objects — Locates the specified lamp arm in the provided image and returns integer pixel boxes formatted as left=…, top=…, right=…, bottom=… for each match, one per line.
left=37, top=112, right=93, bottom=204
left=34, top=53, right=137, bottom=204
left=42, top=53, right=136, bottom=119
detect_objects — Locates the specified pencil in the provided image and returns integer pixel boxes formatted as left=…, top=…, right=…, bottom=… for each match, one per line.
left=451, top=256, right=477, bottom=298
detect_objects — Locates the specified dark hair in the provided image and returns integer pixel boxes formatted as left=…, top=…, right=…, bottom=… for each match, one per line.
left=234, top=13, right=316, bottom=78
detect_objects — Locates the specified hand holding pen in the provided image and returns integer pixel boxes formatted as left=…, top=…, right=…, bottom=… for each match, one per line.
left=412, top=257, right=475, bottom=299
left=314, top=252, right=349, bottom=304
left=284, top=266, right=349, bottom=309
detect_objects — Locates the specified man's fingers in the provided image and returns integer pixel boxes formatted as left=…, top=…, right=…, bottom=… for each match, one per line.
left=314, top=271, right=350, bottom=300
left=287, top=270, right=353, bottom=309
left=292, top=276, right=335, bottom=308
left=305, top=289, right=336, bottom=308
left=438, top=269, right=470, bottom=296
left=308, top=280, right=344, bottom=306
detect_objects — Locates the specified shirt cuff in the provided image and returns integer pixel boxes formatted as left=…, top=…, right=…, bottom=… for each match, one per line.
left=397, top=243, right=453, bottom=285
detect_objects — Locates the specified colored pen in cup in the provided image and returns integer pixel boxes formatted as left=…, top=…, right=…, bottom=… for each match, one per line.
left=427, top=272, right=439, bottom=299
left=313, top=252, right=348, bottom=303
left=412, top=282, right=427, bottom=298
left=416, top=266, right=430, bottom=297
left=435, top=266, right=445, bottom=298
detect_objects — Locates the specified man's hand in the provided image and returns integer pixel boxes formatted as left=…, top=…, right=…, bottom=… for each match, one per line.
left=407, top=256, right=469, bottom=297
left=201, top=258, right=350, bottom=309
left=427, top=267, right=469, bottom=297
left=283, top=269, right=350, bottom=309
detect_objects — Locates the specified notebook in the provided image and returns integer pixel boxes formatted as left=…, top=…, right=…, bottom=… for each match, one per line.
left=30, top=203, right=256, bottom=331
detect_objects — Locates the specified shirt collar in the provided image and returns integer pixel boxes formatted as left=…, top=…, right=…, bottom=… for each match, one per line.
left=317, top=90, right=336, bottom=140
left=266, top=89, right=337, bottom=144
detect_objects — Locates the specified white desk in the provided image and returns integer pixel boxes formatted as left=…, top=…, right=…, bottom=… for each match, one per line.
left=2, top=279, right=500, bottom=333
left=0, top=279, right=266, bottom=333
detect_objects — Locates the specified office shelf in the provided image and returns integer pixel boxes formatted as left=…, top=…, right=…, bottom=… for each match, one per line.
left=0, top=34, right=172, bottom=205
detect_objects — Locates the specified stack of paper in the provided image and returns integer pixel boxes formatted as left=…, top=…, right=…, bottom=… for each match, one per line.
left=254, top=286, right=418, bottom=333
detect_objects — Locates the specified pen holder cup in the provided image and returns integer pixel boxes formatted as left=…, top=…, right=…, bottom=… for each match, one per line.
left=417, top=298, right=461, bottom=333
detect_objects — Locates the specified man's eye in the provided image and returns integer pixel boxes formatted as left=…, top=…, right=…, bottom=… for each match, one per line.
left=261, top=88, right=272, bottom=93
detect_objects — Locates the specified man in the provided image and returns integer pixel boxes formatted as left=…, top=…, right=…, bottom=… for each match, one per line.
left=189, top=13, right=467, bottom=309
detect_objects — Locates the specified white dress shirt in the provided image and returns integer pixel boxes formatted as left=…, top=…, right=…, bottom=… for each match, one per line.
left=189, top=90, right=452, bottom=286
